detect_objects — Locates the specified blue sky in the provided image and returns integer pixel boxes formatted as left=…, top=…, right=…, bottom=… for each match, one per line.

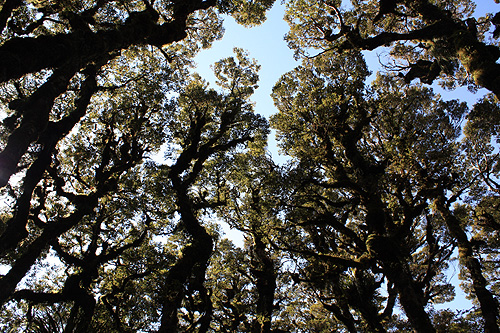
left=194, top=3, right=297, bottom=161
left=194, top=2, right=497, bottom=160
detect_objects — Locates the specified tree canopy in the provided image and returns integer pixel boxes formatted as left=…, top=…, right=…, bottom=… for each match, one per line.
left=1, top=0, right=500, bottom=332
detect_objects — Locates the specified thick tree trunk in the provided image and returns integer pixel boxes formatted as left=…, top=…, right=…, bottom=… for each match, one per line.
left=454, top=33, right=500, bottom=100
left=0, top=169, right=118, bottom=305
left=323, top=301, right=358, bottom=333
left=413, top=0, right=500, bottom=99
left=364, top=203, right=435, bottom=332
left=352, top=270, right=387, bottom=333
left=0, top=0, right=22, bottom=33
left=0, top=63, right=79, bottom=187
left=158, top=242, right=213, bottom=331
left=158, top=234, right=213, bottom=332
left=367, top=234, right=435, bottom=332
left=158, top=171, right=214, bottom=332
left=63, top=292, right=96, bottom=333
left=0, top=1, right=214, bottom=188
left=0, top=1, right=215, bottom=83
left=331, top=0, right=500, bottom=99
left=336, top=116, right=435, bottom=331
left=384, top=261, right=436, bottom=333
left=0, top=71, right=98, bottom=253
left=251, top=235, right=276, bottom=333
left=157, top=81, right=250, bottom=331
left=0, top=202, right=97, bottom=305
left=436, top=198, right=500, bottom=333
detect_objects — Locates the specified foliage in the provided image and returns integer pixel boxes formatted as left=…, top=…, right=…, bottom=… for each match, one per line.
left=1, top=0, right=500, bottom=332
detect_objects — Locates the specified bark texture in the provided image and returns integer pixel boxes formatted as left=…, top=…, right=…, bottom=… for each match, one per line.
left=436, top=197, right=500, bottom=333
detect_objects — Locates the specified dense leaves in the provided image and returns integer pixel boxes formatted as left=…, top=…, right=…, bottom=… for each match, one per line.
left=284, top=0, right=500, bottom=95
left=1, top=0, right=500, bottom=332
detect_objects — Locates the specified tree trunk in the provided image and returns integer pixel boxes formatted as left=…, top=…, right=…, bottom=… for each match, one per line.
left=0, top=1, right=214, bottom=187
left=0, top=1, right=215, bottom=83
left=413, top=0, right=500, bottom=99
left=158, top=171, right=214, bottom=332
left=0, top=63, right=79, bottom=187
left=454, top=32, right=500, bottom=100
left=435, top=197, right=500, bottom=333
left=0, top=0, right=22, bottom=33
left=251, top=235, right=276, bottom=333
left=384, top=261, right=436, bottom=333
left=0, top=197, right=99, bottom=305
left=364, top=205, right=435, bottom=333
left=158, top=236, right=213, bottom=332
left=0, top=70, right=98, bottom=253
